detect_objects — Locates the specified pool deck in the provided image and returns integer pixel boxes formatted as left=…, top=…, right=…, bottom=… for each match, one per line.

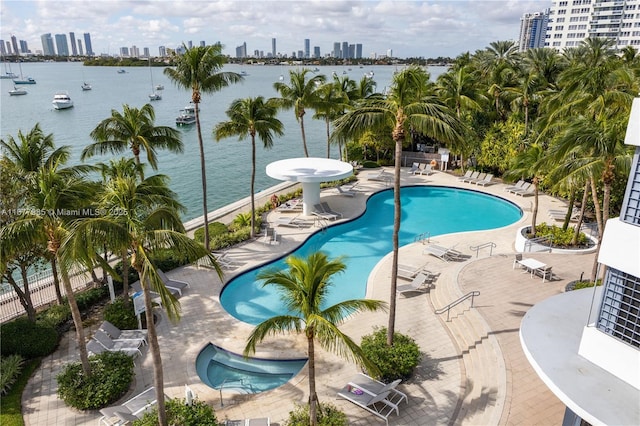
left=22, top=168, right=597, bottom=426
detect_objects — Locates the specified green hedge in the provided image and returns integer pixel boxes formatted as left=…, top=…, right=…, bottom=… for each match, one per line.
left=103, top=297, right=139, bottom=330
left=531, top=223, right=588, bottom=247
left=134, top=398, right=218, bottom=426
left=361, top=327, right=421, bottom=382
left=0, top=318, right=59, bottom=359
left=57, top=351, right=134, bottom=410
left=286, top=402, right=348, bottom=426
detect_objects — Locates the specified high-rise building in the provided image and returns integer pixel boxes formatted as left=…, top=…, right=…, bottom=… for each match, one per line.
left=5, top=41, right=11, bottom=55
left=387, top=48, right=393, bottom=58
left=83, top=33, right=93, bottom=56
left=0, top=40, right=6, bottom=56
left=519, top=9, right=549, bottom=51
left=521, top=97, right=640, bottom=425
left=342, top=41, right=349, bottom=59
left=159, top=46, right=166, bottom=57
left=69, top=32, right=78, bottom=56
left=19, top=40, right=28, bottom=54
left=130, top=45, right=139, bottom=58
left=313, top=46, right=321, bottom=58
left=143, top=47, right=150, bottom=57
left=77, top=40, right=84, bottom=56
left=545, top=0, right=640, bottom=51
left=10, top=35, right=18, bottom=57
left=272, top=38, right=276, bottom=57
left=119, top=47, right=129, bottom=57
left=356, top=44, right=363, bottom=59
left=54, top=34, right=69, bottom=56
left=333, top=42, right=341, bottom=58
left=41, top=33, right=55, bottom=56
left=235, top=42, right=247, bottom=58
left=304, top=38, right=310, bottom=58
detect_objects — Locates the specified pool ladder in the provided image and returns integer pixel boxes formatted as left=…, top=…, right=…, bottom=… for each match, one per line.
left=414, top=232, right=430, bottom=244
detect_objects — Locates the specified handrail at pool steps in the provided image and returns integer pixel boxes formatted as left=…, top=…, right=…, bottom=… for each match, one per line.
left=414, top=231, right=431, bottom=244
left=435, top=291, right=481, bottom=322
left=469, top=241, right=496, bottom=257
left=524, top=235, right=553, bottom=252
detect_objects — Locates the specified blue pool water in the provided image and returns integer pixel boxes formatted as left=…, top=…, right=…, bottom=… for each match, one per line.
left=196, top=343, right=307, bottom=393
left=220, top=186, right=522, bottom=325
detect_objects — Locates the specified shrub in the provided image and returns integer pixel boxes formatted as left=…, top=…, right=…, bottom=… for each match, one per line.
left=0, top=318, right=59, bottom=359
left=103, top=297, right=139, bottom=330
left=193, top=222, right=230, bottom=244
left=133, top=398, right=218, bottom=426
left=210, top=227, right=252, bottom=250
left=75, top=286, right=109, bottom=311
left=360, top=327, right=421, bottom=382
left=57, top=351, right=134, bottom=410
left=36, top=303, right=71, bottom=329
left=0, top=358, right=39, bottom=426
left=286, top=402, right=348, bottom=426
left=361, top=160, right=380, bottom=169
left=530, top=222, right=588, bottom=247
left=0, top=355, right=24, bottom=395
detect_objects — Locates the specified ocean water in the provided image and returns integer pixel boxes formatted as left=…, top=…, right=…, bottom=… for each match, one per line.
left=0, top=62, right=447, bottom=220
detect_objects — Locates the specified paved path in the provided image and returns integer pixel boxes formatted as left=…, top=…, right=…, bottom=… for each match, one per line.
left=21, top=168, right=596, bottom=425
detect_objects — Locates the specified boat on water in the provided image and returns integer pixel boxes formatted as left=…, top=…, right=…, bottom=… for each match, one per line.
left=148, top=58, right=162, bottom=101
left=117, top=69, right=126, bottom=74
left=1, top=71, right=18, bottom=79
left=312, top=67, right=320, bottom=72
left=13, top=76, right=36, bottom=84
left=239, top=70, right=249, bottom=76
left=52, top=92, right=73, bottom=110
left=81, top=82, right=92, bottom=91
left=155, top=84, right=164, bottom=90
left=176, top=103, right=196, bottom=125
left=9, top=86, right=27, bottom=96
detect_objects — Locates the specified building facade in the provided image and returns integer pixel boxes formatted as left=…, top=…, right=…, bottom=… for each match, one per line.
left=40, top=33, right=55, bottom=56
left=519, top=9, right=550, bottom=51
left=69, top=32, right=77, bottom=56
left=546, top=0, right=640, bottom=50
left=54, top=34, right=69, bottom=56
left=304, top=38, right=310, bottom=58
left=520, top=98, right=640, bottom=425
left=83, top=33, right=93, bottom=56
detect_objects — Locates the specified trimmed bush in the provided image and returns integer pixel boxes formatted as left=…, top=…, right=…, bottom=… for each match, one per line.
left=0, top=355, right=24, bottom=395
left=133, top=398, right=218, bottom=426
left=529, top=222, right=589, bottom=248
left=75, top=286, right=109, bottom=311
left=57, top=351, right=134, bottom=410
left=36, top=303, right=71, bottom=329
left=361, top=160, right=381, bottom=168
left=193, top=222, right=229, bottom=244
left=103, top=297, right=139, bottom=330
left=286, top=402, right=348, bottom=426
left=361, top=327, right=421, bottom=382
left=0, top=318, right=59, bottom=359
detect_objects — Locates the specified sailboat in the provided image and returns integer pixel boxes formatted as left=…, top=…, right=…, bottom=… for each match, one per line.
left=1, top=60, right=17, bottom=79
left=148, top=58, right=161, bottom=101
left=13, top=62, right=36, bottom=84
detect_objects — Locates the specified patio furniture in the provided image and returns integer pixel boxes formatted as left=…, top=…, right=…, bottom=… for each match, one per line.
left=407, top=162, right=420, bottom=174
left=423, top=244, right=466, bottom=262
left=312, top=204, right=339, bottom=221
left=320, top=202, right=343, bottom=219
left=475, top=173, right=495, bottom=186
left=276, top=215, right=310, bottom=228
left=158, top=269, right=189, bottom=296
left=466, top=172, right=487, bottom=184
left=461, top=171, right=480, bottom=183
left=276, top=199, right=303, bottom=213
left=99, top=320, right=147, bottom=345
left=225, top=419, right=271, bottom=426
left=417, top=164, right=434, bottom=175
left=98, top=387, right=163, bottom=426
left=347, top=373, right=408, bottom=407
left=337, top=384, right=400, bottom=426
left=93, top=329, right=143, bottom=357
left=517, top=257, right=548, bottom=280
left=262, top=227, right=280, bottom=245
left=336, top=185, right=357, bottom=197
left=504, top=180, right=526, bottom=192
left=397, top=272, right=434, bottom=295
left=458, top=170, right=473, bottom=181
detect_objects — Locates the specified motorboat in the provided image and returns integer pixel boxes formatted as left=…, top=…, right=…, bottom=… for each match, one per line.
left=176, top=103, right=196, bottom=125
left=52, top=92, right=73, bottom=110
left=312, top=67, right=320, bottom=72
left=239, top=71, right=249, bottom=76
left=81, top=82, right=92, bottom=91
left=117, top=69, right=126, bottom=74
left=149, top=92, right=162, bottom=101
left=9, top=86, right=27, bottom=96
left=148, top=58, right=161, bottom=101
left=155, top=84, right=164, bottom=90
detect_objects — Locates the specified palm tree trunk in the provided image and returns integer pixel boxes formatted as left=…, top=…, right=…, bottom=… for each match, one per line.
left=572, top=181, right=590, bottom=245
left=5, top=268, right=36, bottom=321
left=562, top=187, right=576, bottom=231
left=299, top=110, right=310, bottom=157
left=194, top=102, right=210, bottom=251
left=59, top=260, right=91, bottom=375
left=50, top=257, right=64, bottom=304
left=590, top=175, right=604, bottom=238
left=530, top=179, right=539, bottom=237
left=307, top=334, right=318, bottom=426
left=140, top=274, right=167, bottom=426
left=325, top=117, right=331, bottom=158
left=121, top=248, right=130, bottom=306
left=250, top=137, right=256, bottom=238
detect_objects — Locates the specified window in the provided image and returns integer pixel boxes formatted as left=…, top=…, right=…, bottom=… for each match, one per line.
left=555, top=33, right=563, bottom=38
left=597, top=268, right=640, bottom=349
left=556, top=25, right=564, bottom=30
left=558, top=9, right=567, bottom=14
left=557, top=17, right=565, bottom=22
left=553, top=41, right=561, bottom=46
left=621, top=151, right=640, bottom=226
left=569, top=24, right=578, bottom=30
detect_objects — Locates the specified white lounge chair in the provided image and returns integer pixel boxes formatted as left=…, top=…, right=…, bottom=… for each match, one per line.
left=276, top=215, right=309, bottom=228
left=507, top=181, right=531, bottom=195
left=158, top=269, right=189, bottom=296
left=336, top=185, right=357, bottom=197
left=367, top=169, right=393, bottom=184
left=312, top=204, right=338, bottom=221
left=512, top=182, right=535, bottom=197
left=407, top=162, right=420, bottom=174
left=466, top=172, right=487, bottom=184
left=99, top=387, right=163, bottom=426
left=320, top=202, right=343, bottom=219
left=417, top=164, right=434, bottom=175
left=423, top=244, right=466, bottom=262
left=275, top=199, right=302, bottom=213
left=457, top=170, right=473, bottom=181
left=504, top=180, right=525, bottom=192
left=548, top=208, right=580, bottom=221
left=397, top=263, right=425, bottom=280
left=346, top=373, right=408, bottom=408
left=99, top=320, right=147, bottom=345
left=93, top=329, right=143, bottom=357
left=396, top=272, right=434, bottom=295
left=261, top=227, right=280, bottom=245
left=461, top=171, right=480, bottom=183
left=337, top=383, right=400, bottom=426
left=475, top=173, right=495, bottom=186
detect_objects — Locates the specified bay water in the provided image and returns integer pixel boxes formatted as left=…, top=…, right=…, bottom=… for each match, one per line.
left=1, top=62, right=447, bottom=220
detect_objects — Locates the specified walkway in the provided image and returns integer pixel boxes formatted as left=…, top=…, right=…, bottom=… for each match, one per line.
left=21, top=168, right=596, bottom=425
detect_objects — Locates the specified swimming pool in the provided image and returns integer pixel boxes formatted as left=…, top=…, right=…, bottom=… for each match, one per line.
left=196, top=343, right=307, bottom=393
left=220, top=186, right=522, bottom=325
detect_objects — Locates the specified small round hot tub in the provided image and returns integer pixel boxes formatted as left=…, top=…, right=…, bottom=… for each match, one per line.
left=195, top=343, right=307, bottom=394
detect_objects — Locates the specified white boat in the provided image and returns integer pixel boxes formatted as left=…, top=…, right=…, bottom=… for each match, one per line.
left=117, top=69, right=126, bottom=74
left=155, top=84, right=164, bottom=90
left=149, top=92, right=162, bottom=101
left=13, top=62, right=36, bottom=84
left=240, top=70, right=249, bottom=76
left=176, top=103, right=196, bottom=125
left=148, top=58, right=161, bottom=101
left=81, top=82, right=92, bottom=91
left=9, top=86, right=27, bottom=96
left=52, top=92, right=73, bottom=110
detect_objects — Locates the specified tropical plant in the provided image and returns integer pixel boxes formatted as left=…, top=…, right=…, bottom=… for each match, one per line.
left=313, top=81, right=349, bottom=158
left=164, top=43, right=243, bottom=251
left=244, top=252, right=386, bottom=426
left=333, top=65, right=460, bottom=345
left=0, top=354, right=24, bottom=396
left=65, top=173, right=222, bottom=426
left=83, top=104, right=183, bottom=181
left=215, top=96, right=283, bottom=237
left=134, top=397, right=218, bottom=426
left=273, top=68, right=326, bottom=157
left=286, top=401, right=348, bottom=426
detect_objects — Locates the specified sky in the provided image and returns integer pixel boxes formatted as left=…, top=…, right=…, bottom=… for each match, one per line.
left=0, top=0, right=552, bottom=59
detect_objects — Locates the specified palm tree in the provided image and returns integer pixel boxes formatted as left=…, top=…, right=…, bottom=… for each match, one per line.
left=244, top=252, right=385, bottom=426
left=273, top=68, right=326, bottom=157
left=164, top=43, right=243, bottom=251
left=67, top=173, right=222, bottom=426
left=83, top=104, right=183, bottom=181
left=214, top=97, right=284, bottom=238
left=333, top=66, right=460, bottom=345
left=313, top=81, right=349, bottom=158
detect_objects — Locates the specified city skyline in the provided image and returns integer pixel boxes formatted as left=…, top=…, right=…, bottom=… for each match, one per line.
left=0, top=0, right=551, bottom=59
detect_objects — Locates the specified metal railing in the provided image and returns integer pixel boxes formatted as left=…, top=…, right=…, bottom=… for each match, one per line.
left=524, top=235, right=553, bottom=252
left=435, top=290, right=480, bottom=322
left=414, top=232, right=431, bottom=244
left=469, top=242, right=496, bottom=258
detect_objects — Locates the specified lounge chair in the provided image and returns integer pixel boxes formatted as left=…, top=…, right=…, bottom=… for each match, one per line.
left=535, top=265, right=554, bottom=283
left=276, top=215, right=309, bottom=228
left=504, top=180, right=525, bottom=192
left=423, top=244, right=466, bottom=262
left=225, top=419, right=271, bottom=426
left=548, top=208, right=579, bottom=221
left=475, top=173, right=495, bottom=186
left=418, top=164, right=434, bottom=175
left=367, top=169, right=393, bottom=184
left=212, top=252, right=238, bottom=269
left=87, top=339, right=108, bottom=356
left=262, top=227, right=280, bottom=245
left=99, top=387, right=162, bottom=426
left=312, top=204, right=338, bottom=221
left=336, top=185, right=357, bottom=197
left=461, top=171, right=480, bottom=183
left=457, top=170, right=473, bottom=181
left=346, top=373, right=408, bottom=407
left=131, top=279, right=180, bottom=300
left=407, top=162, right=420, bottom=174
left=396, top=272, right=434, bottom=295
left=320, top=202, right=343, bottom=219
left=512, top=182, right=535, bottom=197
left=507, top=181, right=531, bottom=195
left=275, top=199, right=303, bottom=213
left=466, top=172, right=487, bottom=184
left=397, top=263, right=426, bottom=280
left=100, top=320, right=147, bottom=345
left=93, top=329, right=143, bottom=357
left=337, top=383, right=400, bottom=426
left=158, top=269, right=189, bottom=296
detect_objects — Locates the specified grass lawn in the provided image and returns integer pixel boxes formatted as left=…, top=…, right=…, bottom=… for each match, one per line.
left=0, top=358, right=40, bottom=426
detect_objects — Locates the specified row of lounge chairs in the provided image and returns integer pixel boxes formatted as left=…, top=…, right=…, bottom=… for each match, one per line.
left=548, top=207, right=580, bottom=221
left=408, top=162, right=434, bottom=175
left=87, top=325, right=147, bottom=359
left=99, top=387, right=164, bottom=425
left=367, top=169, right=394, bottom=184
left=458, top=170, right=495, bottom=186
left=423, top=244, right=468, bottom=262
left=337, top=373, right=408, bottom=426
left=504, top=180, right=535, bottom=197
left=312, top=202, right=343, bottom=221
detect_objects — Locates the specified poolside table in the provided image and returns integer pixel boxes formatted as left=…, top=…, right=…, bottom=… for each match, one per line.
left=517, top=258, right=547, bottom=280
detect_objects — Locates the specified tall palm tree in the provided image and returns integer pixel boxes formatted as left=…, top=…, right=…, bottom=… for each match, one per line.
left=273, top=68, right=326, bottom=157
left=214, top=97, right=284, bottom=238
left=333, top=66, right=460, bottom=345
left=164, top=43, right=243, bottom=251
left=83, top=103, right=183, bottom=181
left=67, top=173, right=222, bottom=426
left=313, top=81, right=349, bottom=158
left=244, top=252, right=385, bottom=426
